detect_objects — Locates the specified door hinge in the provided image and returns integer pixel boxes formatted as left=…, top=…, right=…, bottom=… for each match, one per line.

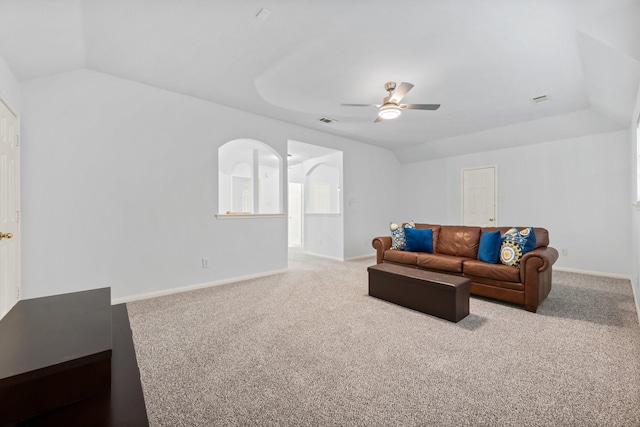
left=15, top=210, right=20, bottom=223
left=15, top=135, right=20, bottom=147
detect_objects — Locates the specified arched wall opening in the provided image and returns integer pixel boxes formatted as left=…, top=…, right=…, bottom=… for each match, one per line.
left=218, top=138, right=283, bottom=215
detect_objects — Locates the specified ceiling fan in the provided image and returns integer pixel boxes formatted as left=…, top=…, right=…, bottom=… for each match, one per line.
left=341, top=82, right=440, bottom=122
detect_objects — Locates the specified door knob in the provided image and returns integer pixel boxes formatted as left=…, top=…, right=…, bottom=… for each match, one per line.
left=0, top=232, right=12, bottom=240
left=489, top=218, right=494, bottom=222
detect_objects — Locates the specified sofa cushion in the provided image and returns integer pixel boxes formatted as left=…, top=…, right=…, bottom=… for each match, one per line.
left=499, top=227, right=536, bottom=267
left=463, top=260, right=521, bottom=283
left=405, top=227, right=433, bottom=253
left=416, top=253, right=470, bottom=273
left=435, top=226, right=481, bottom=258
left=390, top=221, right=415, bottom=250
left=384, top=250, right=418, bottom=265
left=478, top=230, right=501, bottom=263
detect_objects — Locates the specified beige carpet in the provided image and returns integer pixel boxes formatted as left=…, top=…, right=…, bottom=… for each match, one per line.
left=127, top=250, right=640, bottom=426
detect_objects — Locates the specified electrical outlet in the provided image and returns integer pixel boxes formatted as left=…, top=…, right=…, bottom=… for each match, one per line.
left=202, top=258, right=210, bottom=268
left=561, top=249, right=568, bottom=256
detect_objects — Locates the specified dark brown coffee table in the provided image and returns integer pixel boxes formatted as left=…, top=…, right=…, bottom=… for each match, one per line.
left=368, top=263, right=470, bottom=322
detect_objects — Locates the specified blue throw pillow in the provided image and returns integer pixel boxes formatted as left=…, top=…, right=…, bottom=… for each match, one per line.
left=404, top=227, right=433, bottom=253
left=518, top=227, right=537, bottom=253
left=478, top=230, right=501, bottom=263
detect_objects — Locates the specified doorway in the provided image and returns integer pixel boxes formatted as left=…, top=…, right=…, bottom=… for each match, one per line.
left=462, top=166, right=497, bottom=227
left=0, top=97, right=20, bottom=320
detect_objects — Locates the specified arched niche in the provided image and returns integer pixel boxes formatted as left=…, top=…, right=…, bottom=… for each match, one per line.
left=305, top=162, right=341, bottom=214
left=218, top=139, right=282, bottom=215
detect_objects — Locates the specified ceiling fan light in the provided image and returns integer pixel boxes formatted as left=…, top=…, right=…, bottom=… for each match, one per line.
left=378, top=104, right=402, bottom=120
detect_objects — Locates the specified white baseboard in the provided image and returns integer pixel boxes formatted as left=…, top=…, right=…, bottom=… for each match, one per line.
left=554, top=266, right=631, bottom=281
left=344, top=253, right=376, bottom=261
left=302, top=251, right=344, bottom=261
left=111, top=268, right=288, bottom=305
left=301, top=251, right=375, bottom=262
left=631, top=274, right=640, bottom=328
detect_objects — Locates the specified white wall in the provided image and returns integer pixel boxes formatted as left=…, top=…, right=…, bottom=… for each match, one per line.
left=342, top=147, right=404, bottom=259
left=0, top=56, right=21, bottom=114
left=0, top=53, right=20, bottom=113
left=630, top=84, right=640, bottom=322
left=401, top=130, right=631, bottom=277
left=20, top=69, right=401, bottom=300
left=304, top=215, right=344, bottom=260
left=288, top=163, right=304, bottom=183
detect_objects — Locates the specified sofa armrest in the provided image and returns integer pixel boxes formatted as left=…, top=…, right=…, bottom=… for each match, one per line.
left=521, top=246, right=559, bottom=312
left=372, top=236, right=392, bottom=264
left=521, top=246, right=559, bottom=272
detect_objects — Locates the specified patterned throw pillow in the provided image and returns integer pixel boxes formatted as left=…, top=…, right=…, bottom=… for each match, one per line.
left=499, top=227, right=536, bottom=267
left=390, top=221, right=415, bottom=250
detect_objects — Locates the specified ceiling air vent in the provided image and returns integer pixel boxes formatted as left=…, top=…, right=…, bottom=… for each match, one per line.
left=318, top=117, right=338, bottom=124
left=256, top=8, right=271, bottom=20
left=531, top=94, right=550, bottom=104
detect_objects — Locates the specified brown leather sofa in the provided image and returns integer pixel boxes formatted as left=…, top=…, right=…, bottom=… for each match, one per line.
left=372, top=224, right=559, bottom=312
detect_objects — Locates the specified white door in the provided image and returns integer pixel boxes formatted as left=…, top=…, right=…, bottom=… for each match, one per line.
left=288, top=183, right=303, bottom=246
left=462, top=166, right=496, bottom=227
left=0, top=98, right=19, bottom=320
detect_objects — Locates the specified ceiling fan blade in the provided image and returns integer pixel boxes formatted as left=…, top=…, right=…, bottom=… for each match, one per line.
left=374, top=116, right=383, bottom=123
left=401, top=103, right=441, bottom=110
left=341, top=103, right=381, bottom=107
left=389, top=82, right=414, bottom=103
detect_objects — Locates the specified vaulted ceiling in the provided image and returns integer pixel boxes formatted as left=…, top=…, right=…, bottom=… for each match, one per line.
left=0, top=0, right=638, bottom=162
